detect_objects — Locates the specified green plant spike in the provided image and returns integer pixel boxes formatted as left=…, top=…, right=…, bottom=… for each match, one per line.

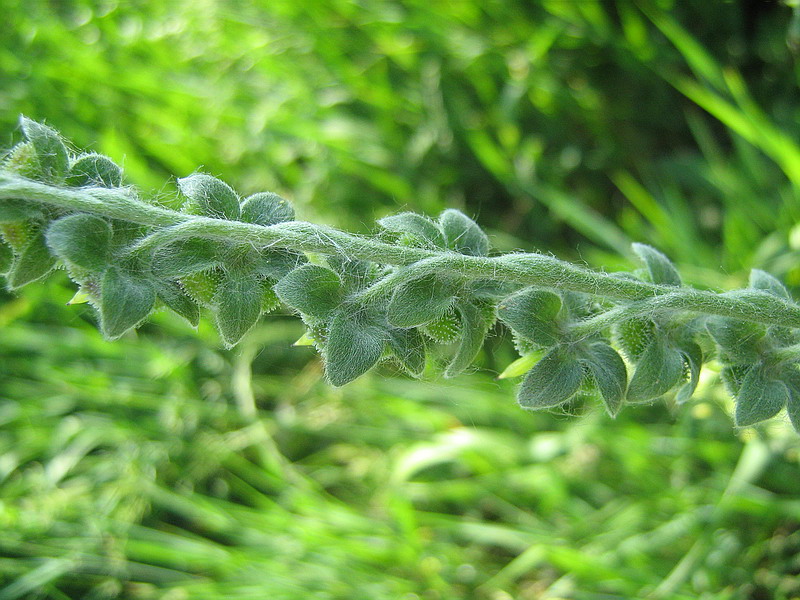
left=5, top=117, right=800, bottom=431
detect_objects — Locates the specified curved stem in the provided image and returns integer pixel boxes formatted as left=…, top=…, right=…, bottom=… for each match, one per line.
left=4, top=175, right=800, bottom=330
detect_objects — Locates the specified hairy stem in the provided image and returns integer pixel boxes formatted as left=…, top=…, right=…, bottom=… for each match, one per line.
left=4, top=174, right=800, bottom=330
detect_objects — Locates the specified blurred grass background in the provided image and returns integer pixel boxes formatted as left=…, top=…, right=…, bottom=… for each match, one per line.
left=3, top=1, right=800, bottom=598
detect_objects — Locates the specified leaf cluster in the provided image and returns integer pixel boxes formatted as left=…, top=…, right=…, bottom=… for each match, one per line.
left=3, top=118, right=800, bottom=431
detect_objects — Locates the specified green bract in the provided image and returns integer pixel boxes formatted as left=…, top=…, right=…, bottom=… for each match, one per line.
left=5, top=118, right=800, bottom=431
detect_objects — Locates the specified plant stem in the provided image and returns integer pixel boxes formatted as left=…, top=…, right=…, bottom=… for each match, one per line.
left=4, top=174, right=800, bottom=330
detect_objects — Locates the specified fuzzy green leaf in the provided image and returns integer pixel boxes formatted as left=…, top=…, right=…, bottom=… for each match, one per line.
left=675, top=340, right=703, bottom=404
left=627, top=335, right=685, bottom=402
left=178, top=173, right=240, bottom=220
left=445, top=300, right=491, bottom=378
left=734, top=366, right=788, bottom=427
left=6, top=232, right=57, bottom=289
left=632, top=243, right=681, bottom=286
left=20, top=116, right=69, bottom=182
left=155, top=280, right=200, bottom=327
left=439, top=209, right=489, bottom=256
left=782, top=368, right=800, bottom=433
left=749, top=269, right=790, bottom=300
left=253, top=249, right=305, bottom=279
left=152, top=238, right=222, bottom=278
left=66, top=153, right=123, bottom=188
left=378, top=212, right=444, bottom=247
left=275, top=264, right=343, bottom=319
left=240, top=192, right=294, bottom=226
left=214, top=274, right=264, bottom=347
left=100, top=267, right=156, bottom=339
left=387, top=327, right=426, bottom=377
left=388, top=274, right=459, bottom=327
left=0, top=199, right=43, bottom=223
left=324, top=310, right=385, bottom=386
left=580, top=342, right=627, bottom=417
left=497, top=288, right=562, bottom=347
left=0, top=241, right=11, bottom=274
left=46, top=214, right=113, bottom=272
left=706, top=317, right=766, bottom=364
left=518, top=345, right=584, bottom=409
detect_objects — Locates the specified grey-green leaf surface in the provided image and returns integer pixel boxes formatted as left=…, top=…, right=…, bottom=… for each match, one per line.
left=580, top=341, right=627, bottom=416
left=439, top=209, right=489, bottom=256
left=324, top=311, right=385, bottom=386
left=378, top=212, right=445, bottom=247
left=46, top=214, right=113, bottom=272
left=275, top=264, right=343, bottom=319
left=734, top=366, right=788, bottom=427
left=497, top=288, right=563, bottom=347
left=66, top=153, right=123, bottom=188
left=178, top=173, right=241, bottom=220
left=518, top=345, right=584, bottom=409
left=240, top=192, right=295, bottom=226
left=100, top=267, right=156, bottom=339
left=214, top=274, right=264, bottom=347
left=20, top=116, right=69, bottom=182
left=627, top=335, right=685, bottom=402
left=6, top=232, right=57, bottom=289
left=632, top=242, right=681, bottom=286
left=388, top=274, right=459, bottom=327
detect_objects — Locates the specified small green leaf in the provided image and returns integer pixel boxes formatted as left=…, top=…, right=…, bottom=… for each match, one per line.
left=155, top=280, right=200, bottom=327
left=6, top=232, right=57, bottom=289
left=100, top=267, right=156, bottom=339
left=497, top=288, right=562, bottom=347
left=0, top=240, right=12, bottom=274
left=214, top=274, right=264, bottom=347
left=734, top=365, right=788, bottom=427
left=439, top=209, right=489, bottom=256
left=782, top=367, right=800, bottom=433
left=378, top=212, right=445, bottom=247
left=275, top=264, right=343, bottom=319
left=240, top=192, right=294, bottom=225
left=518, top=345, right=584, bottom=409
left=675, top=341, right=703, bottom=404
left=497, top=352, right=542, bottom=380
left=66, top=153, right=123, bottom=187
left=20, top=116, right=69, bottom=182
left=627, top=335, right=685, bottom=402
left=580, top=342, right=627, bottom=417
left=46, top=214, right=113, bottom=272
left=632, top=243, right=681, bottom=286
left=445, top=300, right=491, bottom=378
left=387, top=327, right=426, bottom=377
left=152, top=238, right=222, bottom=278
left=749, top=269, right=790, bottom=300
left=0, top=199, right=42, bottom=223
left=388, top=274, right=459, bottom=327
left=324, top=310, right=385, bottom=386
left=178, top=173, right=241, bottom=220
left=253, top=249, right=305, bottom=279
left=706, top=317, right=766, bottom=364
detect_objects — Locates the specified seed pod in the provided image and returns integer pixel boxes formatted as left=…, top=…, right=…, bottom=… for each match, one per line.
left=3, top=141, right=40, bottom=179
left=261, top=282, right=282, bottom=313
left=421, top=308, right=461, bottom=343
left=179, top=269, right=222, bottom=308
left=614, top=317, right=656, bottom=362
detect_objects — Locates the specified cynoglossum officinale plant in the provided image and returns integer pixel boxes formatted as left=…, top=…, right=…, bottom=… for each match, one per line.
left=4, top=117, right=800, bottom=430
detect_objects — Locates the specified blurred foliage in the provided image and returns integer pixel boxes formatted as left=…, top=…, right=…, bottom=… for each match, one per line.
left=3, top=0, right=800, bottom=598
